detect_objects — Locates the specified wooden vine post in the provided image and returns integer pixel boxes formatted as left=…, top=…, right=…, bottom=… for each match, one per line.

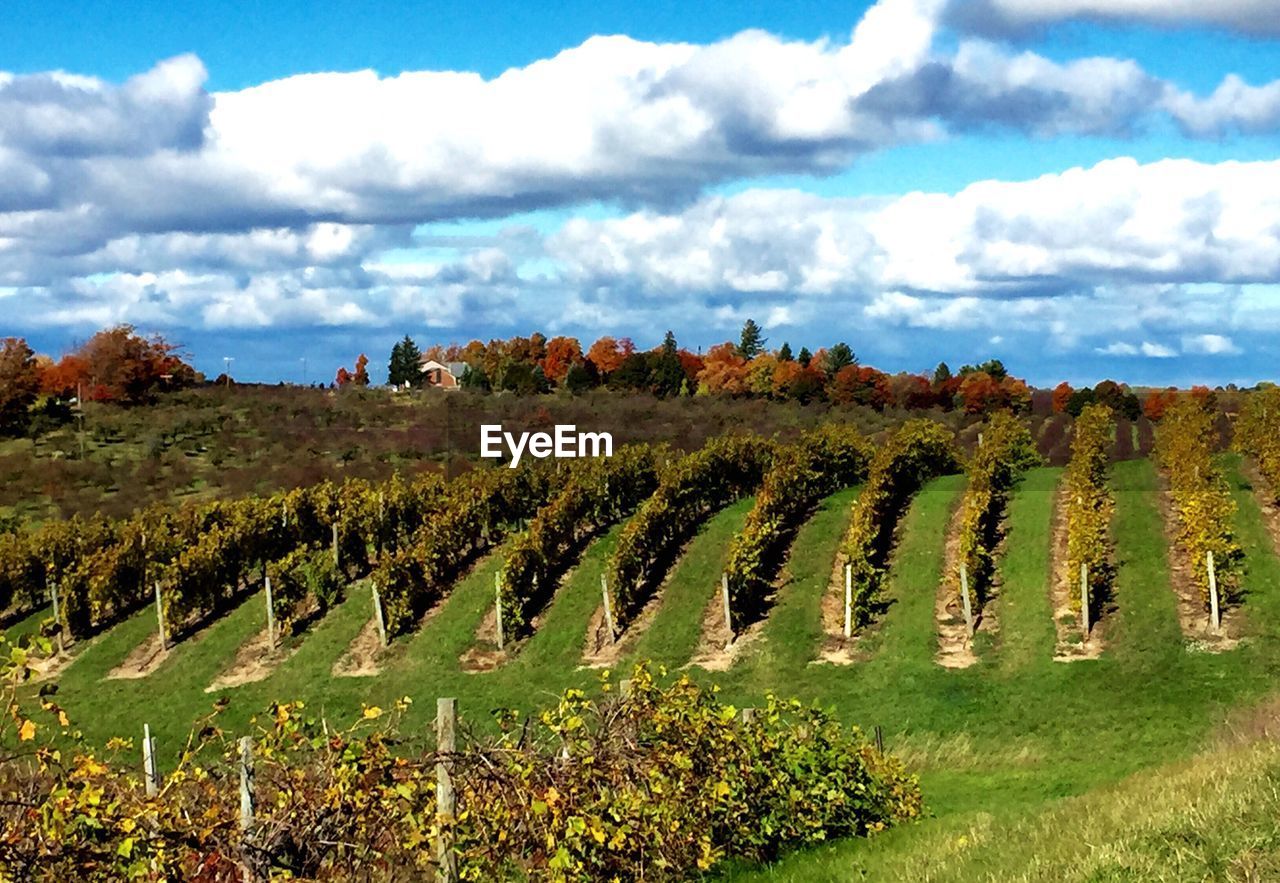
left=239, top=736, right=255, bottom=834
left=153, top=581, right=168, bottom=651
left=959, top=563, right=974, bottom=636
left=47, top=575, right=65, bottom=654
left=264, top=574, right=277, bottom=648
left=600, top=574, right=616, bottom=644
left=842, top=563, right=852, bottom=639
left=142, top=724, right=159, bottom=797
left=1080, top=562, right=1090, bottom=640
left=331, top=521, right=340, bottom=568
left=721, top=573, right=733, bottom=645
left=436, top=698, right=458, bottom=883
left=1207, top=550, right=1221, bottom=633
left=371, top=583, right=388, bottom=646
left=494, top=572, right=505, bottom=651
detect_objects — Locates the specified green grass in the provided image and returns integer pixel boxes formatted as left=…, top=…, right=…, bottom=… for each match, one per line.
left=24, top=454, right=1280, bottom=879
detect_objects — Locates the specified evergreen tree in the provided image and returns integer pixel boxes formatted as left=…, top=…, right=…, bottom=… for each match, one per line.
left=738, top=319, right=766, bottom=358
left=823, top=342, right=856, bottom=375
left=933, top=361, right=952, bottom=385
left=777, top=342, right=794, bottom=362
left=661, top=330, right=678, bottom=356
left=797, top=347, right=813, bottom=367
left=387, top=335, right=422, bottom=388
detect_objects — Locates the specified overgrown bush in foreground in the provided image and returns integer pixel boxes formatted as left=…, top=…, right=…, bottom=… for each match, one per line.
left=0, top=643, right=921, bottom=881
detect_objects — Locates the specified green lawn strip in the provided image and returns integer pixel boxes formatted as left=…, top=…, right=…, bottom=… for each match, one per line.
left=392, top=549, right=508, bottom=675
left=994, top=466, right=1059, bottom=675
left=737, top=486, right=860, bottom=678
left=625, top=496, right=756, bottom=670
left=1106, top=459, right=1186, bottom=664
left=1224, top=454, right=1280, bottom=641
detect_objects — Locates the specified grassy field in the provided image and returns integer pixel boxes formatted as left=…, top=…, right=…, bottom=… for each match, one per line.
left=12, top=454, right=1280, bottom=878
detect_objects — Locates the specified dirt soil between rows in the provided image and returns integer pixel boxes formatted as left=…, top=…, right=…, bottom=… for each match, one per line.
left=1155, top=476, right=1240, bottom=652
left=1051, top=483, right=1106, bottom=662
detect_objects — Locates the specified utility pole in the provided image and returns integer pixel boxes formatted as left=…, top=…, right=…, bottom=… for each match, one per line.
left=300, top=356, right=307, bottom=387
left=223, top=357, right=234, bottom=389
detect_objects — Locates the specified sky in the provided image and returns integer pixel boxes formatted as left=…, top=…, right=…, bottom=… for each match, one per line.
left=2, top=0, right=1279, bottom=387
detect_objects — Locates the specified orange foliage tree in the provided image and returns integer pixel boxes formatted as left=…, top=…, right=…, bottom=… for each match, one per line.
left=586, top=336, right=635, bottom=376
left=696, top=343, right=749, bottom=395
left=1052, top=382, right=1074, bottom=414
left=542, top=336, right=584, bottom=384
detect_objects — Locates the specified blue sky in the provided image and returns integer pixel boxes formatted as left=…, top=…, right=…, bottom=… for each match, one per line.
left=3, top=0, right=1279, bottom=386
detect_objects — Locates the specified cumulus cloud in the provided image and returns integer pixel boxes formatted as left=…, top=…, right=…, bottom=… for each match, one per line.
left=1182, top=333, right=1242, bottom=355
left=551, top=157, right=1280, bottom=299
left=947, top=0, right=1280, bottom=37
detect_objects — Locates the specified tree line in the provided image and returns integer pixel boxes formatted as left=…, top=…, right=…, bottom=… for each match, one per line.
left=384, top=319, right=1034, bottom=414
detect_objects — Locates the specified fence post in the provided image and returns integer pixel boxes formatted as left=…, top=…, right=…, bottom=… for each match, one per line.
left=741, top=707, right=755, bottom=724
left=371, top=583, right=388, bottom=646
left=264, top=574, right=276, bottom=648
left=436, top=698, right=458, bottom=883
left=48, top=576, right=66, bottom=654
left=874, top=725, right=884, bottom=755
left=721, top=573, right=733, bottom=644
left=843, top=563, right=852, bottom=639
left=1208, top=550, right=1221, bottom=633
left=331, top=521, right=340, bottom=568
left=959, top=563, right=974, bottom=637
left=1080, top=562, right=1090, bottom=640
left=153, top=581, right=168, bottom=650
left=239, top=736, right=255, bottom=834
left=601, top=574, right=616, bottom=643
left=142, top=723, right=159, bottom=797
left=494, top=572, right=505, bottom=651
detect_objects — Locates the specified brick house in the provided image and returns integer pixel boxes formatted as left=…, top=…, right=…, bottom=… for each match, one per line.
left=419, top=358, right=468, bottom=389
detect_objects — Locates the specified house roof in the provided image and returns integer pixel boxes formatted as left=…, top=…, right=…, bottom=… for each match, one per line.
left=419, top=358, right=469, bottom=377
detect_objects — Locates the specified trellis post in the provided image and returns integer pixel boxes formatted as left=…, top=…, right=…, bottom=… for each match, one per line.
left=601, top=574, right=616, bottom=643
left=1080, top=562, right=1090, bottom=640
left=239, top=736, right=255, bottom=834
left=494, top=572, right=505, bottom=651
left=843, top=563, right=853, bottom=639
left=48, top=576, right=65, bottom=654
left=1208, top=551, right=1221, bottom=633
left=264, top=574, right=277, bottom=648
left=371, top=583, right=388, bottom=646
left=142, top=723, right=159, bottom=797
left=959, top=563, right=974, bottom=636
left=436, top=698, right=458, bottom=883
left=153, top=581, right=168, bottom=650
left=721, top=573, right=733, bottom=644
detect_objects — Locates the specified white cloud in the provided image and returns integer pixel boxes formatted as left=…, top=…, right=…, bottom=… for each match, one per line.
left=948, top=0, right=1280, bottom=36
left=1097, top=341, right=1139, bottom=355
left=551, top=157, right=1280, bottom=299
left=1141, top=341, right=1177, bottom=358
left=1163, top=75, right=1280, bottom=137
left=1182, top=333, right=1242, bottom=355
left=1096, top=340, right=1176, bottom=357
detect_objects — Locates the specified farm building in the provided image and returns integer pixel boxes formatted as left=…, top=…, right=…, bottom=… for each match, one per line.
left=419, top=358, right=468, bottom=389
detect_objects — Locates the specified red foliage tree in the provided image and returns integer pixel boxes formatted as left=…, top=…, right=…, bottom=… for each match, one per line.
left=828, top=366, right=891, bottom=410
left=45, top=326, right=196, bottom=404
left=1052, top=382, right=1074, bottom=414
left=0, top=338, right=41, bottom=435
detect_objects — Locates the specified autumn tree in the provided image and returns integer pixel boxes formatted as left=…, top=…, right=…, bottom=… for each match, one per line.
left=828, top=365, right=890, bottom=410
left=541, top=336, right=584, bottom=384
left=697, top=343, right=749, bottom=395
left=52, top=325, right=196, bottom=404
left=586, top=336, right=634, bottom=376
left=353, top=354, right=370, bottom=387
left=1052, top=382, right=1074, bottom=414
left=0, top=338, right=40, bottom=435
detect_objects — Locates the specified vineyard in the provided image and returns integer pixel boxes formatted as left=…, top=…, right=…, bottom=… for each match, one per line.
left=6, top=401, right=1280, bottom=879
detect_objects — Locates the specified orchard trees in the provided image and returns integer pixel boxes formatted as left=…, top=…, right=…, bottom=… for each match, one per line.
left=0, top=338, right=40, bottom=436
